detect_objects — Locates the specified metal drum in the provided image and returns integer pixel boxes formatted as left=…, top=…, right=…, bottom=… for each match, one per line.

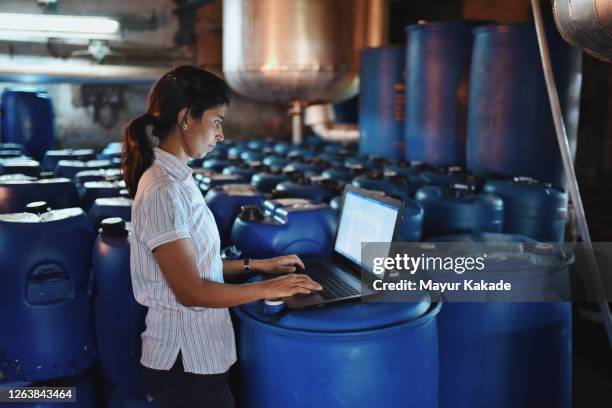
left=404, top=22, right=477, bottom=167
left=93, top=218, right=148, bottom=397
left=234, top=285, right=439, bottom=408
left=0, top=208, right=97, bottom=381
left=204, top=184, right=264, bottom=247
left=0, top=177, right=79, bottom=214
left=359, top=47, right=406, bottom=159
left=427, top=233, right=572, bottom=408
left=466, top=24, right=581, bottom=188
left=231, top=203, right=337, bottom=259
left=415, top=184, right=503, bottom=238
left=483, top=177, right=568, bottom=242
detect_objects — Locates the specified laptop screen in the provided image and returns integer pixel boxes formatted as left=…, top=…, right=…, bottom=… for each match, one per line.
left=334, top=189, right=400, bottom=268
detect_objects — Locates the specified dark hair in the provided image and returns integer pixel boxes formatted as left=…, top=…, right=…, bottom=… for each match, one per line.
left=121, top=65, right=231, bottom=197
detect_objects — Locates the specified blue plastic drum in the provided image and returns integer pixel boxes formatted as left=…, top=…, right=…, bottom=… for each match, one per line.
left=55, top=160, right=113, bottom=180
left=204, top=184, right=264, bottom=247
left=234, top=286, right=440, bottom=408
left=81, top=181, right=125, bottom=211
left=89, top=197, right=133, bottom=228
left=251, top=172, right=290, bottom=193
left=93, top=218, right=148, bottom=397
left=0, top=157, right=40, bottom=177
left=415, top=184, right=503, bottom=238
left=42, top=149, right=97, bottom=172
left=427, top=233, right=572, bottom=408
left=0, top=208, right=97, bottom=381
left=262, top=198, right=315, bottom=217
left=0, top=177, right=79, bottom=214
left=359, top=47, right=406, bottom=159
left=0, top=89, right=55, bottom=161
left=231, top=203, right=337, bottom=259
left=405, top=22, right=477, bottom=166
left=198, top=174, right=244, bottom=196
left=483, top=177, right=568, bottom=242
left=466, top=24, right=581, bottom=188
left=274, top=177, right=341, bottom=203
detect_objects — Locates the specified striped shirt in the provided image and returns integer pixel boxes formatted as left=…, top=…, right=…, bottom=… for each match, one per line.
left=130, top=147, right=236, bottom=374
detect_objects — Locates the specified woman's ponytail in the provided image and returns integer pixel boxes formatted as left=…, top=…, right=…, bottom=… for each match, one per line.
left=121, top=113, right=156, bottom=197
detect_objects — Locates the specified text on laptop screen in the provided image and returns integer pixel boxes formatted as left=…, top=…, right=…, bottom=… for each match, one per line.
left=334, top=190, right=399, bottom=266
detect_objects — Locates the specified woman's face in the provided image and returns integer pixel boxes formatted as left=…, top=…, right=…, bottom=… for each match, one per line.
left=183, top=104, right=227, bottom=158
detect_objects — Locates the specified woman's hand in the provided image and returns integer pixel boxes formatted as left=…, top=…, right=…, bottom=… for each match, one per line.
left=252, top=255, right=306, bottom=275
left=259, top=274, right=322, bottom=299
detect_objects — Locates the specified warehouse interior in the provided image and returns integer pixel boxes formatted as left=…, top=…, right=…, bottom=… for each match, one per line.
left=0, top=0, right=611, bottom=407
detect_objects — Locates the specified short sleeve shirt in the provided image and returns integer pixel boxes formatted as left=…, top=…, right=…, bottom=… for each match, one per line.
left=130, top=147, right=236, bottom=374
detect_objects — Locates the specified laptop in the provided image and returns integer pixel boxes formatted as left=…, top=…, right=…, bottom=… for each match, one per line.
left=283, top=185, right=403, bottom=309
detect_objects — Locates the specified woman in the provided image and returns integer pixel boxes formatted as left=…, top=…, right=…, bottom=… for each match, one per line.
left=122, top=65, right=321, bottom=408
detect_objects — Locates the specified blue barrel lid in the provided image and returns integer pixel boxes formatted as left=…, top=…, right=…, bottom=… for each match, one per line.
left=217, top=183, right=261, bottom=196
left=0, top=207, right=84, bottom=223
left=0, top=157, right=39, bottom=167
left=83, top=180, right=124, bottom=189
left=94, top=197, right=132, bottom=207
left=236, top=285, right=431, bottom=335
left=0, top=174, right=37, bottom=182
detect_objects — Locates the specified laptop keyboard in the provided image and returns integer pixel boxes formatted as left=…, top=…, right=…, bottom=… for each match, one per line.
left=309, top=269, right=360, bottom=300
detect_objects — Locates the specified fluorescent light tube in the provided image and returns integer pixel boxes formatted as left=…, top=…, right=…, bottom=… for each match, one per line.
left=0, top=13, right=120, bottom=41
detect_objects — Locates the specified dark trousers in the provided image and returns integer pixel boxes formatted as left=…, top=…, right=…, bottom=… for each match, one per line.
left=141, top=352, right=235, bottom=408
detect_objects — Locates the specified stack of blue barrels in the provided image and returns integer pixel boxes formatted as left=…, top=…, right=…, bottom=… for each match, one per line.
left=0, top=206, right=97, bottom=406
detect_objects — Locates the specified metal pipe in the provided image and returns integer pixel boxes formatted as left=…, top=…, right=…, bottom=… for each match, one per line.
left=290, top=101, right=303, bottom=145
left=531, top=0, right=612, bottom=348
left=304, top=104, right=359, bottom=142
left=365, top=0, right=387, bottom=48
left=0, top=62, right=167, bottom=84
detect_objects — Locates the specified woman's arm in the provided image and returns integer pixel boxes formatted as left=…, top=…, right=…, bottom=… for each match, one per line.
left=222, top=255, right=306, bottom=277
left=153, top=238, right=321, bottom=308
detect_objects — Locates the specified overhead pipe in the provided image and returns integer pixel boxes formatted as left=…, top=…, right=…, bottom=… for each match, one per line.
left=531, top=0, right=612, bottom=349
left=0, top=62, right=168, bottom=84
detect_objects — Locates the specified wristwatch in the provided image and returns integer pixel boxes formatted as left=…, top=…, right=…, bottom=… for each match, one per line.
left=243, top=258, right=251, bottom=273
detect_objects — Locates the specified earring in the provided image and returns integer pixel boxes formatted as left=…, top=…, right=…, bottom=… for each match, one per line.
left=183, top=124, right=188, bottom=130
